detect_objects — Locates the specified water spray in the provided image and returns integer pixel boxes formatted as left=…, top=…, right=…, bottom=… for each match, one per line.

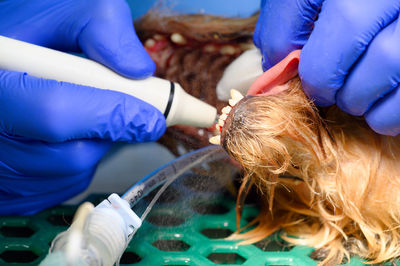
left=40, top=145, right=225, bottom=266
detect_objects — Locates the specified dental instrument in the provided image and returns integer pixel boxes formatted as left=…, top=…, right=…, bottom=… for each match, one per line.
left=0, top=36, right=217, bottom=127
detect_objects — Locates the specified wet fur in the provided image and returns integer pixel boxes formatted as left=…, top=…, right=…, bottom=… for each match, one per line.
left=223, top=77, right=400, bottom=265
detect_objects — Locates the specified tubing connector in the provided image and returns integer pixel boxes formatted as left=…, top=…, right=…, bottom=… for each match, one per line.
left=42, top=194, right=142, bottom=266
left=97, top=193, right=142, bottom=235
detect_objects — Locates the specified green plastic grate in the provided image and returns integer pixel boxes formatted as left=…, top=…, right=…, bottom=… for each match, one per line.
left=0, top=193, right=371, bottom=266
left=0, top=147, right=392, bottom=266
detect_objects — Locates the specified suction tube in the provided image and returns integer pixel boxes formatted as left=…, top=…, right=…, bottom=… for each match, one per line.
left=0, top=36, right=217, bottom=127
left=41, top=146, right=225, bottom=266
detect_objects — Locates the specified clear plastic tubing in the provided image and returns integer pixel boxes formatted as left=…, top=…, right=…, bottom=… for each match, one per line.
left=41, top=145, right=225, bottom=266
left=122, top=145, right=225, bottom=208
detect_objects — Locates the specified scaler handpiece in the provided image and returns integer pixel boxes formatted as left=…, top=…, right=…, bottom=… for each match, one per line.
left=0, top=36, right=217, bottom=127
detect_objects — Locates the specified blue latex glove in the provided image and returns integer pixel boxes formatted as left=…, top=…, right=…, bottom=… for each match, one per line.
left=0, top=0, right=166, bottom=215
left=254, top=0, right=400, bottom=136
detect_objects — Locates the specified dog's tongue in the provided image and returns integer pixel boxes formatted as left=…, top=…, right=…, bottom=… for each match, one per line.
left=247, top=50, right=301, bottom=96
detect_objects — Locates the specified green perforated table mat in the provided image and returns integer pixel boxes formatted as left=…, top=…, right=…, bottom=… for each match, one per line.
left=0, top=193, right=370, bottom=266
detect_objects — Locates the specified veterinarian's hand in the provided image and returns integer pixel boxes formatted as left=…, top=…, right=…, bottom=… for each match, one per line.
left=0, top=0, right=165, bottom=215
left=254, top=0, right=400, bottom=136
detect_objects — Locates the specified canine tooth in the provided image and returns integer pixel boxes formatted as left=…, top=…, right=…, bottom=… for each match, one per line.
left=221, top=106, right=232, bottom=114
left=145, top=38, right=155, bottom=48
left=220, top=45, right=236, bottom=55
left=170, top=33, right=187, bottom=45
left=230, top=89, right=244, bottom=101
left=209, top=135, right=221, bottom=145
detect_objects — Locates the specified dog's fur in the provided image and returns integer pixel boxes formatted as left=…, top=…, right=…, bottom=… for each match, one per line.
left=223, top=77, right=400, bottom=265
left=135, top=10, right=400, bottom=264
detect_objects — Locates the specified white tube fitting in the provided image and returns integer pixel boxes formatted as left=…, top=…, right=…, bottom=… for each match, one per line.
left=96, top=193, right=142, bottom=235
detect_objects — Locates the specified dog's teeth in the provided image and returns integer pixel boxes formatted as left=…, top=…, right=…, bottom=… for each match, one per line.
left=228, top=89, right=244, bottom=106
left=230, top=89, right=244, bottom=101
left=211, top=92, right=241, bottom=145
left=229, top=99, right=239, bottom=106
left=204, top=44, right=217, bottom=53
left=222, top=106, right=232, bottom=114
left=220, top=113, right=228, bottom=121
left=170, top=33, right=187, bottom=45
left=220, top=45, right=237, bottom=55
left=145, top=38, right=155, bottom=48
left=209, top=135, right=221, bottom=145
left=153, top=34, right=165, bottom=41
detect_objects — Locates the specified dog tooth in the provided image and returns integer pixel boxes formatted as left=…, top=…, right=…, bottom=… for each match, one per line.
left=204, top=44, right=217, bottom=53
left=221, top=106, right=232, bottom=114
left=229, top=99, right=238, bottom=106
left=209, top=135, right=221, bottom=145
left=153, top=34, right=165, bottom=41
left=220, top=113, right=228, bottom=121
left=220, top=45, right=236, bottom=55
left=230, top=89, right=244, bottom=101
left=145, top=38, right=155, bottom=48
left=170, top=33, right=187, bottom=45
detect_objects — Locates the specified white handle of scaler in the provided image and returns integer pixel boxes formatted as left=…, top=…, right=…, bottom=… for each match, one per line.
left=0, top=36, right=216, bottom=127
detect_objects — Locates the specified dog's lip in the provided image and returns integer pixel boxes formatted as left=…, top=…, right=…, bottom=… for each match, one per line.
left=247, top=50, right=301, bottom=96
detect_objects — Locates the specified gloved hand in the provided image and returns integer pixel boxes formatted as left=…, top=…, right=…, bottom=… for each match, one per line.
left=254, top=0, right=400, bottom=136
left=0, top=0, right=166, bottom=215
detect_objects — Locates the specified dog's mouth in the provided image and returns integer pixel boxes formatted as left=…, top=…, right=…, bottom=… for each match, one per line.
left=143, top=32, right=252, bottom=73
left=134, top=12, right=258, bottom=154
left=135, top=11, right=258, bottom=77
